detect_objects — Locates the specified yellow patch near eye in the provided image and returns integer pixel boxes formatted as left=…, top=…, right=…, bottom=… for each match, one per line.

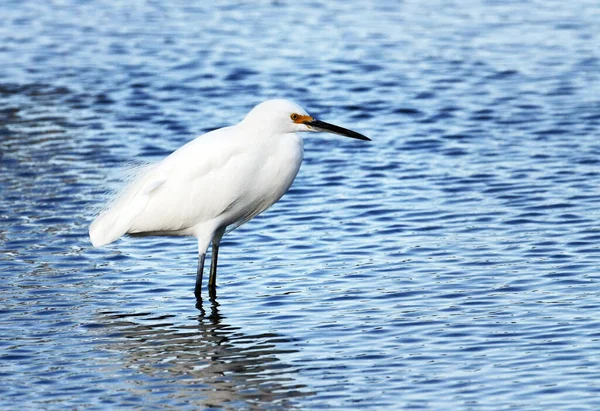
left=291, top=114, right=313, bottom=124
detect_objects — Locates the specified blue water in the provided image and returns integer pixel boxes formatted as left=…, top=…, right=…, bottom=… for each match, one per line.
left=2, top=0, right=600, bottom=409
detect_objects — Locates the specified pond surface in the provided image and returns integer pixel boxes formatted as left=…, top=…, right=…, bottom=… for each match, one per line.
left=1, top=0, right=600, bottom=409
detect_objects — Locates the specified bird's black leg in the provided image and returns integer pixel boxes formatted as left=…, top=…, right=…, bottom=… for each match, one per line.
left=207, top=227, right=225, bottom=299
left=195, top=253, right=206, bottom=299
left=208, top=241, right=219, bottom=296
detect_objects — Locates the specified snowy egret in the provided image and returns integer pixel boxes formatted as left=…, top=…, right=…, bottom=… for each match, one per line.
left=90, top=99, right=370, bottom=298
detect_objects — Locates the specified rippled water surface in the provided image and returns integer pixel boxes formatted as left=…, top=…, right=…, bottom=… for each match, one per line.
left=2, top=0, right=600, bottom=409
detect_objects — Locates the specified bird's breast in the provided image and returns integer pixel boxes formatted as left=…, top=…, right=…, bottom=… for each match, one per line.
left=221, top=133, right=304, bottom=229
left=259, top=132, right=304, bottom=198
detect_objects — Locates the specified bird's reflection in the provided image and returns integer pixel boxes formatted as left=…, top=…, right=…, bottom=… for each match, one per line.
left=96, top=297, right=309, bottom=409
left=195, top=288, right=219, bottom=316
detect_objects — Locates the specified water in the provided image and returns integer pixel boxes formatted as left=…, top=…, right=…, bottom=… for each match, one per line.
left=1, top=0, right=600, bottom=409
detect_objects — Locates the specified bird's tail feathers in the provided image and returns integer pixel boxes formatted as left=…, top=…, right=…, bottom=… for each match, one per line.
left=89, top=209, right=124, bottom=247
left=89, top=192, right=151, bottom=247
left=89, top=162, right=158, bottom=247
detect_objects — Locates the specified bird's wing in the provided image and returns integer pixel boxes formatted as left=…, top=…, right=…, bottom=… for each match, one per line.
left=89, top=126, right=247, bottom=246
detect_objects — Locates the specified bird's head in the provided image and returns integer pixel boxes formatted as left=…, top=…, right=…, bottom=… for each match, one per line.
left=241, top=99, right=371, bottom=141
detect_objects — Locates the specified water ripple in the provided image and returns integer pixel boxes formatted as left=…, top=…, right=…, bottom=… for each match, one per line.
left=1, top=0, right=600, bottom=409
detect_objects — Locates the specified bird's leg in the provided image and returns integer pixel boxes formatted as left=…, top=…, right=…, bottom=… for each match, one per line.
left=208, top=227, right=226, bottom=295
left=208, top=285, right=217, bottom=301
left=208, top=241, right=219, bottom=293
left=195, top=253, right=206, bottom=299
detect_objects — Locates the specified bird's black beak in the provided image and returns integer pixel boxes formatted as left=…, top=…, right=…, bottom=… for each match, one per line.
left=304, top=119, right=371, bottom=141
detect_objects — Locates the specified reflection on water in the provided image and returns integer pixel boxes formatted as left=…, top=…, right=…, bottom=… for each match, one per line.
left=94, top=298, right=309, bottom=410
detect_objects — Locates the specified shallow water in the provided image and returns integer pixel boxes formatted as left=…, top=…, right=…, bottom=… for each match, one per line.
left=2, top=0, right=600, bottom=409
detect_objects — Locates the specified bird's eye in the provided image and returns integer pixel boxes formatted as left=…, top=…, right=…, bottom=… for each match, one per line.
left=290, top=113, right=299, bottom=122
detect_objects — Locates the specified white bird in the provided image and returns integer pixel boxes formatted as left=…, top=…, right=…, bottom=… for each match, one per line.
left=89, top=99, right=370, bottom=298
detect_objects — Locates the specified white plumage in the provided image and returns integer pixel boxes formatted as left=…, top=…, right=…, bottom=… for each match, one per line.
left=90, top=99, right=370, bottom=298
